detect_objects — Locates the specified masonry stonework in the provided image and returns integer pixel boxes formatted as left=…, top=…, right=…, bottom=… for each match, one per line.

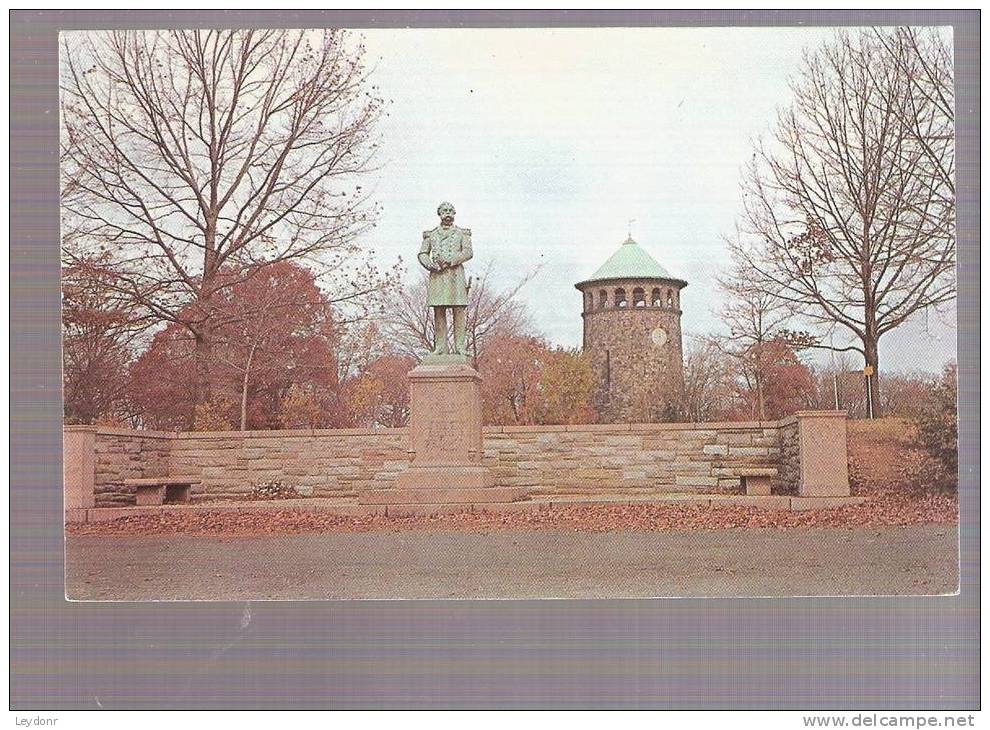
left=169, top=429, right=408, bottom=501
left=776, top=417, right=801, bottom=494
left=578, top=282, right=685, bottom=422
left=77, top=427, right=173, bottom=506
left=67, top=412, right=850, bottom=508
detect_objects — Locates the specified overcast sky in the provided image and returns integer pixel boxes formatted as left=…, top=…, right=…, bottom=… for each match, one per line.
left=357, top=27, right=956, bottom=373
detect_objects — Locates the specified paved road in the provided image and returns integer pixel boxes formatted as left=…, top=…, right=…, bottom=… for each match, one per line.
left=65, top=525, right=957, bottom=600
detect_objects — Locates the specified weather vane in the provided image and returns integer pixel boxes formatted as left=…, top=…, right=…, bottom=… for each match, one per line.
left=627, top=218, right=636, bottom=239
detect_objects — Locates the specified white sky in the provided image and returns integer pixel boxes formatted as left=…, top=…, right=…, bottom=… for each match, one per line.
left=357, top=27, right=956, bottom=372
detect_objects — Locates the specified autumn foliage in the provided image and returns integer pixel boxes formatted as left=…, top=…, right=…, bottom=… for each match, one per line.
left=65, top=257, right=953, bottom=432
left=65, top=256, right=955, bottom=433
left=61, top=29, right=394, bottom=412
left=731, top=339, right=815, bottom=421
left=62, top=259, right=149, bottom=426
left=65, top=255, right=596, bottom=429
left=477, top=334, right=596, bottom=426
left=913, top=363, right=958, bottom=486
left=124, top=262, right=341, bottom=430
left=346, top=353, right=416, bottom=428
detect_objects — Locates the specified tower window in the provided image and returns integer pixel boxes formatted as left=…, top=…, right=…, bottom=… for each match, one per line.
left=615, top=288, right=627, bottom=308
left=651, top=287, right=662, bottom=306
left=666, top=290, right=674, bottom=308
left=633, top=287, right=645, bottom=307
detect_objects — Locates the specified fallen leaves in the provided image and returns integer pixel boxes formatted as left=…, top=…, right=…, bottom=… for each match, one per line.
left=65, top=491, right=957, bottom=538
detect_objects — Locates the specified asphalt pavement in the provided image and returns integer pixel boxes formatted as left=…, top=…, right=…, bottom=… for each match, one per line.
left=65, top=524, right=958, bottom=600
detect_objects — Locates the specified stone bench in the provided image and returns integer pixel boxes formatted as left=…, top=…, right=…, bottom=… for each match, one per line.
left=731, top=467, right=778, bottom=496
left=124, top=477, right=200, bottom=506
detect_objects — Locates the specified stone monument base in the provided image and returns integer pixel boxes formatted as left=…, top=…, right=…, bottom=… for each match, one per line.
left=358, top=356, right=526, bottom=509
left=361, top=484, right=527, bottom=506
left=395, top=464, right=494, bottom=490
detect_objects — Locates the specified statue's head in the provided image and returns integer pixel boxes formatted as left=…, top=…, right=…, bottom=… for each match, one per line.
left=437, top=201, right=456, bottom=226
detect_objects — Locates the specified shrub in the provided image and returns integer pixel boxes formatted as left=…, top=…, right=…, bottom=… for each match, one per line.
left=250, top=479, right=299, bottom=501
left=894, top=448, right=947, bottom=492
left=913, top=363, right=958, bottom=489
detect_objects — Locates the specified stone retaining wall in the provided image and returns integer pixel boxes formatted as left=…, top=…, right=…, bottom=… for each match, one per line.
left=169, top=429, right=408, bottom=500
left=91, top=428, right=173, bottom=506
left=64, top=411, right=848, bottom=508
left=484, top=422, right=784, bottom=497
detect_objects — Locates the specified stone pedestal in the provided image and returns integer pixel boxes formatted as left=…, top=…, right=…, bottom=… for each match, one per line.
left=795, top=411, right=851, bottom=497
left=359, top=357, right=526, bottom=508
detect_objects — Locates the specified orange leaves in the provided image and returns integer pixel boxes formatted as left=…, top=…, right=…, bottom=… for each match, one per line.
left=67, top=494, right=958, bottom=539
left=345, top=353, right=415, bottom=428
left=477, top=336, right=596, bottom=426
left=128, top=261, right=341, bottom=430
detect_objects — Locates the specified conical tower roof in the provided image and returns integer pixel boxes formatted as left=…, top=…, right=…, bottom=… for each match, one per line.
left=576, top=235, right=685, bottom=289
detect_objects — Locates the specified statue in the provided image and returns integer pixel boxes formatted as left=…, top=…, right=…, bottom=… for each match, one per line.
left=357, top=199, right=521, bottom=504
left=419, top=201, right=473, bottom=357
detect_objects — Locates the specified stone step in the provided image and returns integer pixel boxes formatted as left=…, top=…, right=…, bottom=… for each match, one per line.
left=360, top=486, right=527, bottom=505
left=68, top=495, right=868, bottom=523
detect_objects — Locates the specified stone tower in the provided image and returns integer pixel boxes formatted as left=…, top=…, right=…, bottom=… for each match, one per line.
left=575, top=235, right=688, bottom=423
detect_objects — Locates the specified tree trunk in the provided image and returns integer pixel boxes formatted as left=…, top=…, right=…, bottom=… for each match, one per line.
left=194, top=226, right=219, bottom=417
left=240, top=371, right=249, bottom=431
left=239, top=343, right=257, bottom=431
left=861, top=270, right=882, bottom=418
left=863, top=335, right=881, bottom=418
left=755, top=369, right=766, bottom=421
left=192, top=327, right=212, bottom=428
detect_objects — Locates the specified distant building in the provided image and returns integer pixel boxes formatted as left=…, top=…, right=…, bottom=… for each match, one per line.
left=575, top=236, right=687, bottom=422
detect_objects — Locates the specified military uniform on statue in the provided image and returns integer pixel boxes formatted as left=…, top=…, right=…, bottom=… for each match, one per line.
left=419, top=201, right=472, bottom=360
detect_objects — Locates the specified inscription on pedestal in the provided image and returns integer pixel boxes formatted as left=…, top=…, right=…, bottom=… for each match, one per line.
left=409, top=369, right=482, bottom=467
left=424, top=418, right=467, bottom=456
left=422, top=399, right=467, bottom=455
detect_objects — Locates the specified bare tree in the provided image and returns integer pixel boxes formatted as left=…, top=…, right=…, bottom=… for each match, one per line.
left=681, top=337, right=734, bottom=423
left=61, top=29, right=390, bottom=405
left=334, top=321, right=393, bottom=384
left=716, top=260, right=797, bottom=420
left=62, top=259, right=152, bottom=424
left=385, top=274, right=434, bottom=357
left=386, top=261, right=540, bottom=364
left=727, top=28, right=956, bottom=415
left=874, top=27, right=954, bottom=203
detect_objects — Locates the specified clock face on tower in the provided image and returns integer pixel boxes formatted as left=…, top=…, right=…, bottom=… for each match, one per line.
left=651, top=326, right=668, bottom=348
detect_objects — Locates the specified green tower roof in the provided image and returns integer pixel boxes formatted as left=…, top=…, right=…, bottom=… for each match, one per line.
left=576, top=236, right=685, bottom=288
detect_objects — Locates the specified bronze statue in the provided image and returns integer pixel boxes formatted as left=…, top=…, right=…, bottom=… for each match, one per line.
left=419, top=201, right=473, bottom=356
